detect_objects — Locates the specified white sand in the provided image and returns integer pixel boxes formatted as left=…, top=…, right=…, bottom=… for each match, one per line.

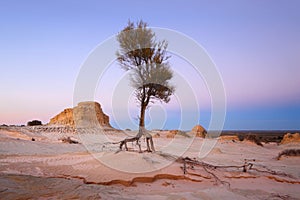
left=0, top=126, right=299, bottom=199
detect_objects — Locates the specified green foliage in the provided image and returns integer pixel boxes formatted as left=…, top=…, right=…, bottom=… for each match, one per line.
left=116, top=20, right=174, bottom=127
left=116, top=20, right=174, bottom=99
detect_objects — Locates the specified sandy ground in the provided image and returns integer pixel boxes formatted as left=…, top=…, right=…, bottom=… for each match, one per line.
left=0, top=126, right=299, bottom=199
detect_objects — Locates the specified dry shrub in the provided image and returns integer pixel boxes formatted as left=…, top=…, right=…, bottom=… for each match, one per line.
left=244, top=135, right=263, bottom=146
left=277, top=149, right=300, bottom=160
left=27, top=120, right=42, bottom=126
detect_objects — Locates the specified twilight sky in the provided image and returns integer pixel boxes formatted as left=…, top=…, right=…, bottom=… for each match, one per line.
left=0, top=0, right=299, bottom=130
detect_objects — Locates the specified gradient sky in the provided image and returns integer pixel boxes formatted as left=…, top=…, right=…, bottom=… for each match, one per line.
left=0, top=0, right=299, bottom=130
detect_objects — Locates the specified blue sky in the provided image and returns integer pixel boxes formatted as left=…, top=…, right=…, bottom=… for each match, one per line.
left=0, top=0, right=299, bottom=130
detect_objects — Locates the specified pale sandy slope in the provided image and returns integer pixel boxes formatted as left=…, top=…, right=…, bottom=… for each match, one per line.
left=0, top=126, right=299, bottom=199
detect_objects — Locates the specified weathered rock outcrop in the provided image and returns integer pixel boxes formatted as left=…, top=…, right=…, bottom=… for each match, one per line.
left=191, top=125, right=207, bottom=138
left=49, top=101, right=111, bottom=128
left=49, top=109, right=74, bottom=126
left=218, top=135, right=240, bottom=141
left=281, top=133, right=300, bottom=144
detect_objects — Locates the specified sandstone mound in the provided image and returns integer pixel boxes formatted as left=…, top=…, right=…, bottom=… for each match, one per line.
left=49, top=101, right=111, bottom=128
left=165, top=130, right=190, bottom=138
left=210, top=147, right=223, bottom=154
left=281, top=133, right=300, bottom=144
left=191, top=125, right=207, bottom=138
left=49, top=109, right=74, bottom=126
left=219, top=135, right=239, bottom=142
left=166, top=130, right=178, bottom=138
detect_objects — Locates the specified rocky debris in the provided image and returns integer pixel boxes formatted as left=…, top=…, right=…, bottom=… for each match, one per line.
left=60, top=137, right=79, bottom=144
left=27, top=126, right=76, bottom=134
left=49, top=101, right=111, bottom=128
left=26, top=126, right=116, bottom=134
left=191, top=125, right=207, bottom=138
left=27, top=120, right=42, bottom=126
left=280, top=133, right=300, bottom=144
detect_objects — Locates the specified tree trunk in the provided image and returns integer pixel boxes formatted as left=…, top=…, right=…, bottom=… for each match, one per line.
left=139, top=103, right=146, bottom=127
left=139, top=102, right=155, bottom=151
left=118, top=92, right=155, bottom=152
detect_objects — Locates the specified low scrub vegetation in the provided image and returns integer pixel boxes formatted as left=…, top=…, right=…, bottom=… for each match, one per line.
left=277, top=149, right=300, bottom=160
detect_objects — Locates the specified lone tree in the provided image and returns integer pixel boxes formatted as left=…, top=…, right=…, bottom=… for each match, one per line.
left=116, top=20, right=174, bottom=152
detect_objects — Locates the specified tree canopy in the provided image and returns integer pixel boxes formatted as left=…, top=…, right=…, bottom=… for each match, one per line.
left=116, top=20, right=174, bottom=127
left=116, top=20, right=174, bottom=152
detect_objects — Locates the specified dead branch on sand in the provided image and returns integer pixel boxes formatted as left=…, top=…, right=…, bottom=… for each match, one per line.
left=173, top=155, right=296, bottom=187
